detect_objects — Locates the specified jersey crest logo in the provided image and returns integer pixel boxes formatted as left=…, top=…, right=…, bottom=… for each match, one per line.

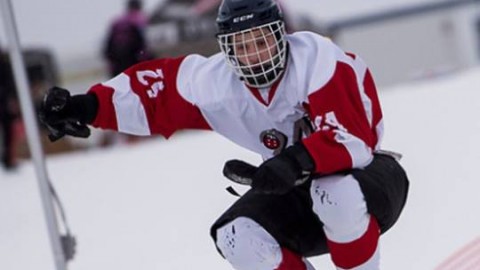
left=260, top=129, right=287, bottom=155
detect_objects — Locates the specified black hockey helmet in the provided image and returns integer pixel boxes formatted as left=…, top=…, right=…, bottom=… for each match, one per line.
left=216, top=0, right=284, bottom=35
left=216, top=0, right=287, bottom=88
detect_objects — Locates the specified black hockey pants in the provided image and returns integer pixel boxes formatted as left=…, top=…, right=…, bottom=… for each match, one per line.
left=210, top=153, right=409, bottom=257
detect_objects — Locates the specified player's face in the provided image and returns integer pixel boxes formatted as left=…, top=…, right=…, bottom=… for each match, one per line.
left=217, top=20, right=286, bottom=88
left=233, top=27, right=278, bottom=71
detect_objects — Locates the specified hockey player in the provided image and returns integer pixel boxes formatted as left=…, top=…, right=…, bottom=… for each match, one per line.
left=38, top=0, right=409, bottom=269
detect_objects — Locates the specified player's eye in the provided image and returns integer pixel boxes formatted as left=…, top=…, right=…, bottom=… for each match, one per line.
left=235, top=44, right=246, bottom=53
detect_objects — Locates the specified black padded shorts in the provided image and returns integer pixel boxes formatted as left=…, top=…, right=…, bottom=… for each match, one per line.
left=210, top=154, right=409, bottom=257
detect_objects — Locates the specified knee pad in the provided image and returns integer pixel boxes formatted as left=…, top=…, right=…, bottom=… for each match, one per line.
left=215, top=217, right=282, bottom=270
left=310, top=174, right=370, bottom=242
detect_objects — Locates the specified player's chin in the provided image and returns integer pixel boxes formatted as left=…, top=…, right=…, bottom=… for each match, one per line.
left=241, top=64, right=271, bottom=76
left=242, top=69, right=276, bottom=85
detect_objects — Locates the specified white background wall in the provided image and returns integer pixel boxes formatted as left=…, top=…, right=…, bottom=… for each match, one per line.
left=333, top=4, right=480, bottom=87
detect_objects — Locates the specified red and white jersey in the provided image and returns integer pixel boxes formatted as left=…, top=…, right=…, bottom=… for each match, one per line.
left=88, top=31, right=383, bottom=174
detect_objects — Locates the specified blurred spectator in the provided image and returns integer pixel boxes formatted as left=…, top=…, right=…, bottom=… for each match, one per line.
left=0, top=47, right=21, bottom=170
left=103, top=0, right=151, bottom=77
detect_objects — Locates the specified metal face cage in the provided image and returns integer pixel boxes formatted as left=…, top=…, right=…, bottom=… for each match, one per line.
left=217, top=20, right=287, bottom=88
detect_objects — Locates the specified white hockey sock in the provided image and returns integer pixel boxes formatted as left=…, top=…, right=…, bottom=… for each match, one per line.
left=310, top=174, right=381, bottom=269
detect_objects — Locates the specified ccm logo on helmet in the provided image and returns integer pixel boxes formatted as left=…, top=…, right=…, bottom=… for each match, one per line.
left=233, top=13, right=254, bottom=23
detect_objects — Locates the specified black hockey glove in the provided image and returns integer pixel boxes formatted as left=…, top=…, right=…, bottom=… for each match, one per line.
left=223, top=143, right=316, bottom=194
left=38, top=87, right=98, bottom=142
